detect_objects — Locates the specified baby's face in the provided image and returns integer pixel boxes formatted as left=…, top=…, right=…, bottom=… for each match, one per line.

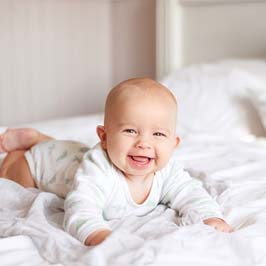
left=97, top=88, right=179, bottom=180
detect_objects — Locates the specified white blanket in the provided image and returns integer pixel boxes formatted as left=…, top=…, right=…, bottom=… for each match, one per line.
left=1, top=136, right=266, bottom=266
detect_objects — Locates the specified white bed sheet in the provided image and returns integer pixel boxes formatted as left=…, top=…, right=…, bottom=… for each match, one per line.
left=1, top=117, right=266, bottom=265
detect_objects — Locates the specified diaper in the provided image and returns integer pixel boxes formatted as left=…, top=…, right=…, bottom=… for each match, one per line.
left=25, top=140, right=89, bottom=198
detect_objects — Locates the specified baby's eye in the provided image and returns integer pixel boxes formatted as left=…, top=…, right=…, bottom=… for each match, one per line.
left=153, top=132, right=167, bottom=137
left=123, top=129, right=137, bottom=134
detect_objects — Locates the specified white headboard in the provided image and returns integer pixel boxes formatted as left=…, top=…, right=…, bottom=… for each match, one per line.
left=156, top=0, right=266, bottom=79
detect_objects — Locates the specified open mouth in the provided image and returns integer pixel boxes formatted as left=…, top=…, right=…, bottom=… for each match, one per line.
left=128, top=155, right=154, bottom=167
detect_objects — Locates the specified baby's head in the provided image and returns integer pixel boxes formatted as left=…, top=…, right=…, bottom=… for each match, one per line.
left=97, top=77, right=179, bottom=179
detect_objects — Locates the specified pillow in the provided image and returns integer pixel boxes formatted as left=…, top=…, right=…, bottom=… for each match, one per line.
left=160, top=62, right=266, bottom=140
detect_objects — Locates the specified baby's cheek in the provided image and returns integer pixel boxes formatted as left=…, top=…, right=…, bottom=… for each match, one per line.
left=156, top=149, right=172, bottom=168
left=163, top=145, right=175, bottom=158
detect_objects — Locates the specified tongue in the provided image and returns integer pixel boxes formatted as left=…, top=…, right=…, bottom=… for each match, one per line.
left=132, top=156, right=149, bottom=162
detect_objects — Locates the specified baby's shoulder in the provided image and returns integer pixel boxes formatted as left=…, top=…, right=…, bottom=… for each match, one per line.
left=74, top=143, right=117, bottom=190
left=84, top=143, right=111, bottom=169
left=76, top=143, right=116, bottom=180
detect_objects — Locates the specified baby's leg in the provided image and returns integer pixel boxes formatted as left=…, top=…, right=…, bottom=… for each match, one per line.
left=0, top=128, right=52, bottom=153
left=0, top=128, right=53, bottom=188
left=0, top=151, right=36, bottom=187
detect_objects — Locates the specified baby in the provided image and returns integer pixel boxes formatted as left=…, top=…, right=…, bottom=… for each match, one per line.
left=0, top=78, right=233, bottom=246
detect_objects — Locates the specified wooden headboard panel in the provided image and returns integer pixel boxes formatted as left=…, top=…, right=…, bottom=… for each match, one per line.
left=156, top=0, right=266, bottom=79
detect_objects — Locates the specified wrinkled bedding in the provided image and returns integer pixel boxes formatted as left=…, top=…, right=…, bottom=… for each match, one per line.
left=1, top=134, right=266, bottom=266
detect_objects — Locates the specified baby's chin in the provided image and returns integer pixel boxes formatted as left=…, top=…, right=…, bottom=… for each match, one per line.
left=122, top=171, right=155, bottom=180
left=121, top=165, right=159, bottom=180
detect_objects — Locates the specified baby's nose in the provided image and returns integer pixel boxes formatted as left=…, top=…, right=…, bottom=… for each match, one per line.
left=136, top=139, right=152, bottom=149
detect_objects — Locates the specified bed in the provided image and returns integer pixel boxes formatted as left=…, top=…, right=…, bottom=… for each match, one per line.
left=1, top=1, right=266, bottom=266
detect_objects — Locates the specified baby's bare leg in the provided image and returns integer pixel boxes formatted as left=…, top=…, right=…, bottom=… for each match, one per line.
left=0, top=128, right=52, bottom=153
left=0, top=128, right=53, bottom=188
left=0, top=151, right=36, bottom=187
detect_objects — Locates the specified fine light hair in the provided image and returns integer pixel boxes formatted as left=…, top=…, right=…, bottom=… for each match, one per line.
left=104, top=77, right=177, bottom=125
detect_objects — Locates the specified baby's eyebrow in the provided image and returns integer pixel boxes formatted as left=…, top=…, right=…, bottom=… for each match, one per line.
left=116, top=123, right=172, bottom=135
left=153, top=128, right=171, bottom=134
left=117, top=122, right=135, bottom=128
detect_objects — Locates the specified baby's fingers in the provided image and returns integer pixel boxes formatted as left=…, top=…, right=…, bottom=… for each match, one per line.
left=216, top=224, right=234, bottom=233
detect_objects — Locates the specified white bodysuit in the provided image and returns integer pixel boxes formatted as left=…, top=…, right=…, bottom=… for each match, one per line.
left=25, top=140, right=223, bottom=244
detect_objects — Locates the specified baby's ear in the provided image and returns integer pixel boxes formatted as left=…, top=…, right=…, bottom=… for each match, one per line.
left=96, top=126, right=107, bottom=150
left=175, top=136, right=180, bottom=148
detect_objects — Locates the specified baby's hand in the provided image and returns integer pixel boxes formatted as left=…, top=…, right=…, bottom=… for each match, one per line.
left=85, top=229, right=112, bottom=246
left=203, top=217, right=233, bottom=233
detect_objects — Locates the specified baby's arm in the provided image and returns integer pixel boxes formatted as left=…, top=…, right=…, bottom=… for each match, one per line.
left=64, top=178, right=112, bottom=246
left=64, top=148, right=114, bottom=246
left=203, top=217, right=233, bottom=232
left=85, top=229, right=112, bottom=246
left=160, top=161, right=233, bottom=232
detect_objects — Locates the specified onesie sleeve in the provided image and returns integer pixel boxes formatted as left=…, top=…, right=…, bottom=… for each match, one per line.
left=63, top=145, right=115, bottom=244
left=160, top=159, right=224, bottom=225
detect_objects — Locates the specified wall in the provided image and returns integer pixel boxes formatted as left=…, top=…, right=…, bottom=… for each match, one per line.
left=111, top=0, right=156, bottom=84
left=0, top=0, right=156, bottom=125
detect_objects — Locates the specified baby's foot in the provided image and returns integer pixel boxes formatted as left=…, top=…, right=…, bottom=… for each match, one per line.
left=0, top=135, right=5, bottom=153
left=0, top=128, right=40, bottom=153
